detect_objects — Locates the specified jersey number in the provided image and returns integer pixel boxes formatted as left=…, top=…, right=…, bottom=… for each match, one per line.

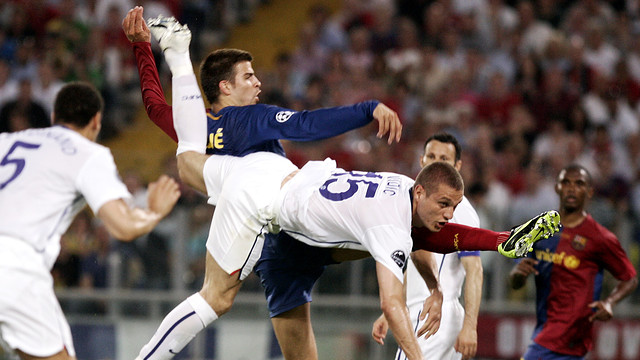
left=0, top=141, right=41, bottom=190
left=319, top=171, right=382, bottom=201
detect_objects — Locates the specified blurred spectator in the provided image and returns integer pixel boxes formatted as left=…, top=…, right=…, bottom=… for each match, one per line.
left=526, top=66, right=579, bottom=132
left=0, top=59, right=17, bottom=107
left=290, top=22, right=328, bottom=93
left=32, top=60, right=65, bottom=115
left=514, top=52, right=543, bottom=103
left=540, top=33, right=570, bottom=71
left=95, top=0, right=134, bottom=28
left=368, top=0, right=397, bottom=54
left=516, top=0, right=554, bottom=56
left=342, top=25, right=374, bottom=74
left=0, top=78, right=49, bottom=133
left=54, top=210, right=94, bottom=289
left=476, top=71, right=522, bottom=134
left=421, top=1, right=453, bottom=46
left=76, top=221, right=112, bottom=314
left=583, top=124, right=634, bottom=182
left=306, top=3, right=348, bottom=53
left=411, top=44, right=449, bottom=102
left=436, top=28, right=467, bottom=73
left=611, top=59, right=640, bottom=107
left=583, top=73, right=640, bottom=145
left=583, top=19, right=620, bottom=78
left=384, top=17, right=421, bottom=74
left=507, top=163, right=557, bottom=226
left=11, top=38, right=38, bottom=81
left=565, top=35, right=594, bottom=95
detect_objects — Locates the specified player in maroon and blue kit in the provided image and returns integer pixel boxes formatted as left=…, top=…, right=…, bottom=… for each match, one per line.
left=510, top=164, right=638, bottom=360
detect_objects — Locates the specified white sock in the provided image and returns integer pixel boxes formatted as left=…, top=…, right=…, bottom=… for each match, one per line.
left=172, top=73, right=208, bottom=155
left=164, top=48, right=193, bottom=78
left=137, top=293, right=218, bottom=360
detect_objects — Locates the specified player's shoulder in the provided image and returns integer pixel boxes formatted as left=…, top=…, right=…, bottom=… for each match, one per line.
left=216, top=104, right=289, bottom=126
left=222, top=104, right=283, bottom=117
left=3, top=126, right=105, bottom=152
left=582, top=214, right=619, bottom=243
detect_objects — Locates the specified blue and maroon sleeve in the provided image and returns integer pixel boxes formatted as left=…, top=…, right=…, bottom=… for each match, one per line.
left=230, top=101, right=379, bottom=144
left=133, top=41, right=178, bottom=142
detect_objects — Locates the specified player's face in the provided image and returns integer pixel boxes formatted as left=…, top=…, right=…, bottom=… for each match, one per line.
left=555, top=168, right=592, bottom=213
left=229, top=61, right=261, bottom=105
left=412, top=183, right=463, bottom=231
left=420, top=140, right=461, bottom=170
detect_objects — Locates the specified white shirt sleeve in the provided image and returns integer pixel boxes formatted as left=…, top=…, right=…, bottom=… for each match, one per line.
left=363, top=225, right=412, bottom=283
left=76, top=148, right=131, bottom=213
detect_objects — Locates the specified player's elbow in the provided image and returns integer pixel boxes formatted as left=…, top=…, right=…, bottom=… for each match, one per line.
left=105, top=223, right=140, bottom=242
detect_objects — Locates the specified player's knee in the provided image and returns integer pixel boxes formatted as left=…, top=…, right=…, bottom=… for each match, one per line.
left=199, top=288, right=235, bottom=315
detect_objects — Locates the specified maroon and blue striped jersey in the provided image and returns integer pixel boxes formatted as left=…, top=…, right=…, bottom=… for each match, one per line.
left=132, top=41, right=377, bottom=156
left=523, top=214, right=636, bottom=356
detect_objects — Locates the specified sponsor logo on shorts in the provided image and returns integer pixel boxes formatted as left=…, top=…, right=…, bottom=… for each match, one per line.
left=275, top=111, right=295, bottom=123
left=391, top=250, right=406, bottom=269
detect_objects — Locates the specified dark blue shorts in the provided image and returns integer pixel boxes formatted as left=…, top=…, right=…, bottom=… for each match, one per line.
left=523, top=342, right=585, bottom=360
left=254, top=232, right=336, bottom=317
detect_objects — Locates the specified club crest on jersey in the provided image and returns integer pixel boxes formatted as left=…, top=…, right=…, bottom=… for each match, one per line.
left=571, top=235, right=587, bottom=251
left=391, top=250, right=406, bottom=269
left=275, top=111, right=295, bottom=123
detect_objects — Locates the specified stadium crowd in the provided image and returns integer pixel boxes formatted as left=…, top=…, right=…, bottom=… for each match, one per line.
left=1, top=0, right=639, bottom=307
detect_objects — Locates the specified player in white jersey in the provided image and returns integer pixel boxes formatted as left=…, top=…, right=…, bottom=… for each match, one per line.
left=278, top=167, right=418, bottom=283
left=0, top=82, right=180, bottom=360
left=372, top=133, right=483, bottom=359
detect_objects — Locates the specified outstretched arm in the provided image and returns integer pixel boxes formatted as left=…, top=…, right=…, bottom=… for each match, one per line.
left=97, top=175, right=180, bottom=241
left=123, top=6, right=177, bottom=141
left=376, top=262, right=423, bottom=360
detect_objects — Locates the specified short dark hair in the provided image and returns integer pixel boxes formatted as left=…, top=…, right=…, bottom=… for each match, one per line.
left=424, top=132, right=462, bottom=162
left=199, top=48, right=253, bottom=104
left=414, top=162, right=463, bottom=195
left=558, top=163, right=593, bottom=186
left=53, top=82, right=103, bottom=127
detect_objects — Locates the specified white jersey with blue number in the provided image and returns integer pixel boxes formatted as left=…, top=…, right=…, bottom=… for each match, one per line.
left=0, top=126, right=130, bottom=268
left=278, top=163, right=414, bottom=283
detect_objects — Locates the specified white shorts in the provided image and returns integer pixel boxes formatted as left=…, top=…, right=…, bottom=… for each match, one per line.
left=203, top=153, right=298, bottom=280
left=401, top=298, right=465, bottom=360
left=0, top=237, right=75, bottom=357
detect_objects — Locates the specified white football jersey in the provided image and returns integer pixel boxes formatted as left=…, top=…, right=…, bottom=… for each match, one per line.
left=0, top=126, right=130, bottom=268
left=279, top=167, right=414, bottom=282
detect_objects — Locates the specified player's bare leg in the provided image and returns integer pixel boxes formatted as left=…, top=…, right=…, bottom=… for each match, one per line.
left=199, top=252, right=243, bottom=315
left=271, top=303, right=318, bottom=360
